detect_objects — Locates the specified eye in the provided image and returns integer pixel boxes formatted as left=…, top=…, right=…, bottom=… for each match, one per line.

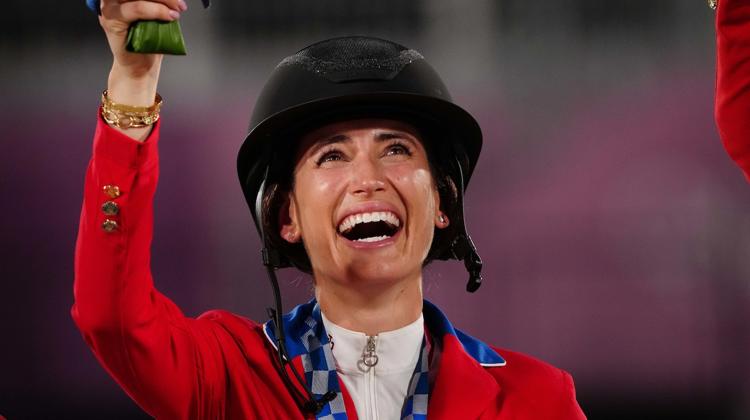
left=315, top=148, right=346, bottom=166
left=384, top=141, right=413, bottom=157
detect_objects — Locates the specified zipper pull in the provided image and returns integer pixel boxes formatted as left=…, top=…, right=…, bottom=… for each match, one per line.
left=358, top=335, right=379, bottom=372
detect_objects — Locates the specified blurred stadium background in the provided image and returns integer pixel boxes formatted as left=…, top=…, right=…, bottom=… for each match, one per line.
left=1, top=0, right=749, bottom=418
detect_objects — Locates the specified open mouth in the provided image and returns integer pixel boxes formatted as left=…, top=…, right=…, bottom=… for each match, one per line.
left=337, top=211, right=402, bottom=243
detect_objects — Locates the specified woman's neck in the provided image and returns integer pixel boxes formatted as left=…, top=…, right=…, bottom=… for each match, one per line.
left=314, top=274, right=423, bottom=336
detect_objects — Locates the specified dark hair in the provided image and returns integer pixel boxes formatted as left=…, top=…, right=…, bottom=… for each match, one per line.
left=259, top=116, right=464, bottom=274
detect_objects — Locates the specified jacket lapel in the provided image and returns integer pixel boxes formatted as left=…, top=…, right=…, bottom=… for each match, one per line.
left=423, top=300, right=505, bottom=419
left=427, top=334, right=502, bottom=419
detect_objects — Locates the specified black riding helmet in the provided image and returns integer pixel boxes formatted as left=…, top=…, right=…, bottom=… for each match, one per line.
left=237, top=35, right=484, bottom=292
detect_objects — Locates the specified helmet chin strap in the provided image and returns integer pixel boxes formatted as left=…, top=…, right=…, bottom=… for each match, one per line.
left=254, top=172, right=337, bottom=415
left=453, top=233, right=483, bottom=292
left=448, top=151, right=484, bottom=293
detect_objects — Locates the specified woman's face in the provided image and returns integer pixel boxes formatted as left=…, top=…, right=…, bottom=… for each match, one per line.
left=281, top=118, right=447, bottom=289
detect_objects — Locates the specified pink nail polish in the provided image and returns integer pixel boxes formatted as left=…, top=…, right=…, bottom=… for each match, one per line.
left=169, top=10, right=181, bottom=19
left=178, top=0, right=188, bottom=11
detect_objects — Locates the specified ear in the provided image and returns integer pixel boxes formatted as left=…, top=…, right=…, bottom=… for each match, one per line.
left=435, top=211, right=450, bottom=229
left=279, top=193, right=301, bottom=243
left=433, top=183, right=449, bottom=229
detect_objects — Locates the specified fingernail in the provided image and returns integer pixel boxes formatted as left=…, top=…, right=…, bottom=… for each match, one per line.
left=178, top=0, right=188, bottom=11
left=169, top=10, right=181, bottom=19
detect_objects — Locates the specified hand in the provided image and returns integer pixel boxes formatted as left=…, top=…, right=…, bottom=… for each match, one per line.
left=97, top=0, right=187, bottom=140
left=99, top=0, right=186, bottom=79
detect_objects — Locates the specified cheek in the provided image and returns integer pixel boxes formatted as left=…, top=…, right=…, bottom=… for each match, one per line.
left=393, top=167, right=437, bottom=214
left=415, top=169, right=438, bottom=207
left=307, top=173, right=338, bottom=195
left=390, top=166, right=439, bottom=256
left=402, top=168, right=438, bottom=260
left=295, top=170, right=340, bottom=202
left=294, top=170, right=344, bottom=235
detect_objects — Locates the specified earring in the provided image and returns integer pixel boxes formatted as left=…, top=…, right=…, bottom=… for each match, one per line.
left=438, top=213, right=448, bottom=226
left=286, top=232, right=297, bottom=242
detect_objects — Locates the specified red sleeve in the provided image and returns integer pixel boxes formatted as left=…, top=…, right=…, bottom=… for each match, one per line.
left=71, top=111, right=227, bottom=419
left=558, top=370, right=587, bottom=420
left=715, top=0, right=750, bottom=182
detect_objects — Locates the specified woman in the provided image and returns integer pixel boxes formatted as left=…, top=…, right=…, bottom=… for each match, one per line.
left=73, top=0, right=748, bottom=419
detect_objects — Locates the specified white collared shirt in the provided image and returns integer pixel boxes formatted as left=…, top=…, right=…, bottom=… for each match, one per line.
left=321, top=312, right=424, bottom=420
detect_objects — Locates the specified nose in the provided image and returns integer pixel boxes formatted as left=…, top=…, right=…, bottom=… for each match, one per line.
left=350, top=156, right=386, bottom=197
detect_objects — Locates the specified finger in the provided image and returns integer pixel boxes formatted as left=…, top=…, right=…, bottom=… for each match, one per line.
left=107, top=1, right=181, bottom=23
left=118, top=0, right=187, bottom=12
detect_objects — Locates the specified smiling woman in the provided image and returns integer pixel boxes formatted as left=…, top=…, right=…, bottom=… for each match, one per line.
left=71, top=0, right=747, bottom=419
left=73, top=3, right=587, bottom=418
left=230, top=36, right=585, bottom=419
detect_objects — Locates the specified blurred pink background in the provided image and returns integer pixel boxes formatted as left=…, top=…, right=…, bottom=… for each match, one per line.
left=1, top=1, right=748, bottom=418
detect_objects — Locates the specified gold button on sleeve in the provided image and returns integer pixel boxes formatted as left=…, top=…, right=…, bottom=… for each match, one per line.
left=708, top=0, right=717, bottom=10
left=101, top=201, right=120, bottom=216
left=102, top=219, right=119, bottom=233
left=103, top=185, right=121, bottom=199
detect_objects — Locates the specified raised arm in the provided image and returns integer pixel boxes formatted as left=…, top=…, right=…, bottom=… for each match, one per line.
left=715, top=0, right=750, bottom=181
left=96, top=0, right=185, bottom=141
left=71, top=1, right=226, bottom=417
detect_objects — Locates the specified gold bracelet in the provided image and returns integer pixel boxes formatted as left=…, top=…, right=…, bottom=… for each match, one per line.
left=101, top=89, right=163, bottom=129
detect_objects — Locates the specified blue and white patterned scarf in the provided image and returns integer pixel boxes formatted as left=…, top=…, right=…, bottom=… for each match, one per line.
left=265, top=302, right=430, bottom=419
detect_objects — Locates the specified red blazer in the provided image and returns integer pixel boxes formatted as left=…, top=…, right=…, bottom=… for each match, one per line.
left=72, top=117, right=585, bottom=419
left=716, top=0, right=750, bottom=181
left=72, top=2, right=748, bottom=417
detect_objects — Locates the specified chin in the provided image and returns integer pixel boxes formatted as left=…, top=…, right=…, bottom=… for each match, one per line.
left=342, top=256, right=420, bottom=288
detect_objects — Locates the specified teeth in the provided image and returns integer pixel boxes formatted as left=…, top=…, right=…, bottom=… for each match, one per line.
left=356, top=235, right=389, bottom=242
left=338, top=211, right=401, bottom=233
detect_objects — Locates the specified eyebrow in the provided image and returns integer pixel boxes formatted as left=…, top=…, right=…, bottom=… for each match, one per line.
left=307, top=131, right=418, bottom=155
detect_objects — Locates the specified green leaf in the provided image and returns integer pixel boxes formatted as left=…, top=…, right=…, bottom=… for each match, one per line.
left=126, top=20, right=187, bottom=55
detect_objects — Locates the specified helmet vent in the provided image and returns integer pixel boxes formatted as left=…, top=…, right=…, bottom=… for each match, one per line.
left=278, top=36, right=424, bottom=83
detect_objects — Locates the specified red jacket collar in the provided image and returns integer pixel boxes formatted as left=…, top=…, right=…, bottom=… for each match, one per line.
left=427, top=332, right=503, bottom=419
left=263, top=299, right=507, bottom=418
